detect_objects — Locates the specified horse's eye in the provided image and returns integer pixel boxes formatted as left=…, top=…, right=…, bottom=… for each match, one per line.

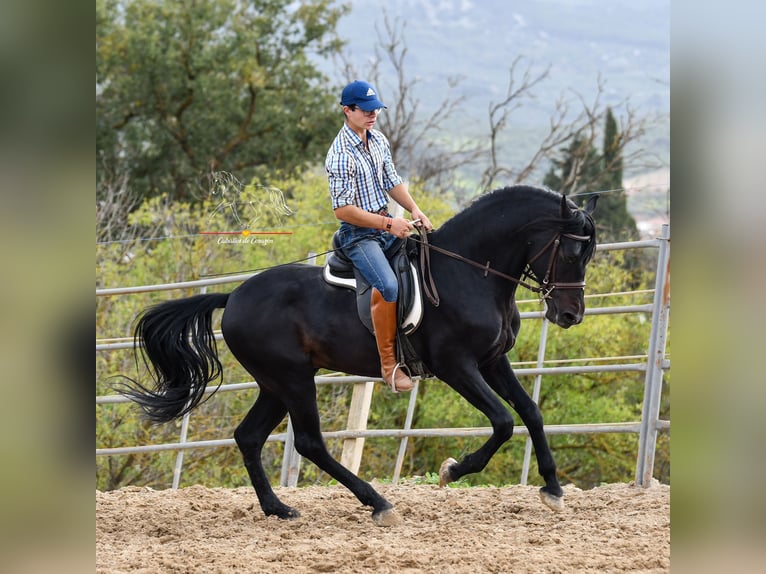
left=560, top=241, right=583, bottom=264
left=561, top=246, right=581, bottom=264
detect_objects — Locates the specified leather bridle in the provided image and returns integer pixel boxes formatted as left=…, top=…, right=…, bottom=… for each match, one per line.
left=523, top=231, right=592, bottom=297
left=412, top=226, right=593, bottom=307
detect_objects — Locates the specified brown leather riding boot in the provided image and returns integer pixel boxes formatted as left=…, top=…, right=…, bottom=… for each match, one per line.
left=370, top=288, right=413, bottom=393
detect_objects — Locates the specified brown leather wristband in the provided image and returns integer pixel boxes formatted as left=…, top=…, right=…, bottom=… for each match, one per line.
left=385, top=217, right=392, bottom=231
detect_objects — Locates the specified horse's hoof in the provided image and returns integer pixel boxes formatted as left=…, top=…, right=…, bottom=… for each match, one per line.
left=283, top=507, right=301, bottom=520
left=439, top=457, right=458, bottom=487
left=267, top=506, right=301, bottom=520
left=539, top=489, right=565, bottom=512
left=372, top=507, right=402, bottom=527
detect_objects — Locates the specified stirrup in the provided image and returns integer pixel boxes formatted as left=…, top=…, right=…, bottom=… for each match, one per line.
left=385, top=363, right=413, bottom=393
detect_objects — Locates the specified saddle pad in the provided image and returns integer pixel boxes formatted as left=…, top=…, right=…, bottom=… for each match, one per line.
left=323, top=260, right=423, bottom=336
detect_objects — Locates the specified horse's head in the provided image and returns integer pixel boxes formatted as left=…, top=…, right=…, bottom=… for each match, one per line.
left=525, top=194, right=598, bottom=329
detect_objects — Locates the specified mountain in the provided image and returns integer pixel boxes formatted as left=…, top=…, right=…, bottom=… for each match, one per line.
left=320, top=0, right=670, bottom=231
left=323, top=0, right=670, bottom=174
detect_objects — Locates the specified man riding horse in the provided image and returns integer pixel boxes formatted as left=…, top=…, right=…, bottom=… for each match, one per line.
left=325, top=80, right=433, bottom=393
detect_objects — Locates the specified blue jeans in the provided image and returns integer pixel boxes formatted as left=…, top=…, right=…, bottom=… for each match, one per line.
left=337, top=222, right=401, bottom=302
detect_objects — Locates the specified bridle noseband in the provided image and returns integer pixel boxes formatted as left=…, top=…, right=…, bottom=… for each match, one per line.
left=523, top=232, right=592, bottom=299
left=413, top=226, right=592, bottom=307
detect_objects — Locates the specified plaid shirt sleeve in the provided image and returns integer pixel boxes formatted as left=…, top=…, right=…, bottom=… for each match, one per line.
left=326, top=146, right=356, bottom=210
left=377, top=132, right=403, bottom=191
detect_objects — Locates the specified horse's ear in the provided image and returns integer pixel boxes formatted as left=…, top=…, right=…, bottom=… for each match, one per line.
left=560, top=194, right=570, bottom=218
left=583, top=195, right=598, bottom=214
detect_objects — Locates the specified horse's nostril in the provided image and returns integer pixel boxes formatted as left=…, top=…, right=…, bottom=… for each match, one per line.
left=562, top=312, right=580, bottom=325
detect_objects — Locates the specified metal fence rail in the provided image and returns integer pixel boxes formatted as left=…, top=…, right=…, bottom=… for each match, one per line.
left=96, top=226, right=670, bottom=488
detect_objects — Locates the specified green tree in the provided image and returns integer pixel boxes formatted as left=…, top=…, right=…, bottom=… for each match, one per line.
left=595, top=108, right=639, bottom=241
left=96, top=0, right=348, bottom=204
left=543, top=107, right=639, bottom=243
left=542, top=135, right=601, bottom=195
left=602, top=107, right=623, bottom=191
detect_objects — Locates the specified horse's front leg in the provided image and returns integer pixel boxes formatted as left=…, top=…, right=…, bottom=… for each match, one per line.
left=431, top=362, right=516, bottom=486
left=481, top=356, right=564, bottom=511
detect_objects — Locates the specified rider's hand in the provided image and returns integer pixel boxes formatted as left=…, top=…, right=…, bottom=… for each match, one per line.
left=411, top=208, right=433, bottom=232
left=389, top=217, right=413, bottom=239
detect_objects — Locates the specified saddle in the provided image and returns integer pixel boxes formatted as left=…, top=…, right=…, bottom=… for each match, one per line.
left=323, top=232, right=429, bottom=377
left=323, top=233, right=423, bottom=335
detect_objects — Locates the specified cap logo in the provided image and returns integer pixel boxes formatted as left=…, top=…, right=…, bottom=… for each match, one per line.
left=366, top=88, right=375, bottom=96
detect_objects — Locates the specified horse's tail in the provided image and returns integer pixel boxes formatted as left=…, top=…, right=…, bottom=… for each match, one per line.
left=117, top=292, right=230, bottom=424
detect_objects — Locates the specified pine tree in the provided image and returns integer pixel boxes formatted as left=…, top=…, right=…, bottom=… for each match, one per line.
left=595, top=108, right=638, bottom=242
left=543, top=136, right=601, bottom=195
left=543, top=107, right=638, bottom=243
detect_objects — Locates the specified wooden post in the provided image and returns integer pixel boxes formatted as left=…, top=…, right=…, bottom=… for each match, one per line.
left=392, top=379, right=419, bottom=483
left=340, top=381, right=375, bottom=473
left=280, top=416, right=302, bottom=487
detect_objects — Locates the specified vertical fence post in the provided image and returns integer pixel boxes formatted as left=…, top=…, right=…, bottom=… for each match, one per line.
left=521, top=317, right=550, bottom=485
left=635, top=224, right=671, bottom=485
left=384, top=203, right=411, bottom=483
left=172, top=412, right=191, bottom=489
left=340, top=381, right=375, bottom=473
left=280, top=417, right=302, bottom=487
left=393, top=379, right=420, bottom=484
left=171, top=285, right=208, bottom=488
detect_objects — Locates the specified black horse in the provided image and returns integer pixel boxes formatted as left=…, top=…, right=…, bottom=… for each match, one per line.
left=121, top=185, right=597, bottom=526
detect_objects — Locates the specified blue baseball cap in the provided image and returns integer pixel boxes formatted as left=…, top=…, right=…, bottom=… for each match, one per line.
left=340, top=80, right=387, bottom=111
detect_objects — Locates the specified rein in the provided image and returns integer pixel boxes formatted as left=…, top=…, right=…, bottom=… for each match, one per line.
left=412, top=225, right=590, bottom=307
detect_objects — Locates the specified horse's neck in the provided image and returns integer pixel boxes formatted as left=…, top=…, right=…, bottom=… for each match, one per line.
left=432, top=208, right=530, bottom=277
left=425, top=216, right=530, bottom=307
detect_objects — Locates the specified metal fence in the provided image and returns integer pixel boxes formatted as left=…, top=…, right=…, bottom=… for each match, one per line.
left=96, top=225, right=670, bottom=489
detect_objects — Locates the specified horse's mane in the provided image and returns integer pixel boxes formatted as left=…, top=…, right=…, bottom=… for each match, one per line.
left=437, top=185, right=596, bottom=261
left=470, top=185, right=560, bottom=212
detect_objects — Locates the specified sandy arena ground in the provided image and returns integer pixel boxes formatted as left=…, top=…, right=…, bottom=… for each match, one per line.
left=97, top=481, right=669, bottom=573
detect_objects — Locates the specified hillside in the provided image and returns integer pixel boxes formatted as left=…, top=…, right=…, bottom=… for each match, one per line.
left=325, top=0, right=669, bottom=156
left=624, top=167, right=670, bottom=238
left=335, top=0, right=669, bottom=122
left=322, top=0, right=670, bottom=231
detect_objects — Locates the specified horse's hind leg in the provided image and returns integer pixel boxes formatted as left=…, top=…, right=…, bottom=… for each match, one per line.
left=234, top=390, right=298, bottom=519
left=281, top=379, right=401, bottom=526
